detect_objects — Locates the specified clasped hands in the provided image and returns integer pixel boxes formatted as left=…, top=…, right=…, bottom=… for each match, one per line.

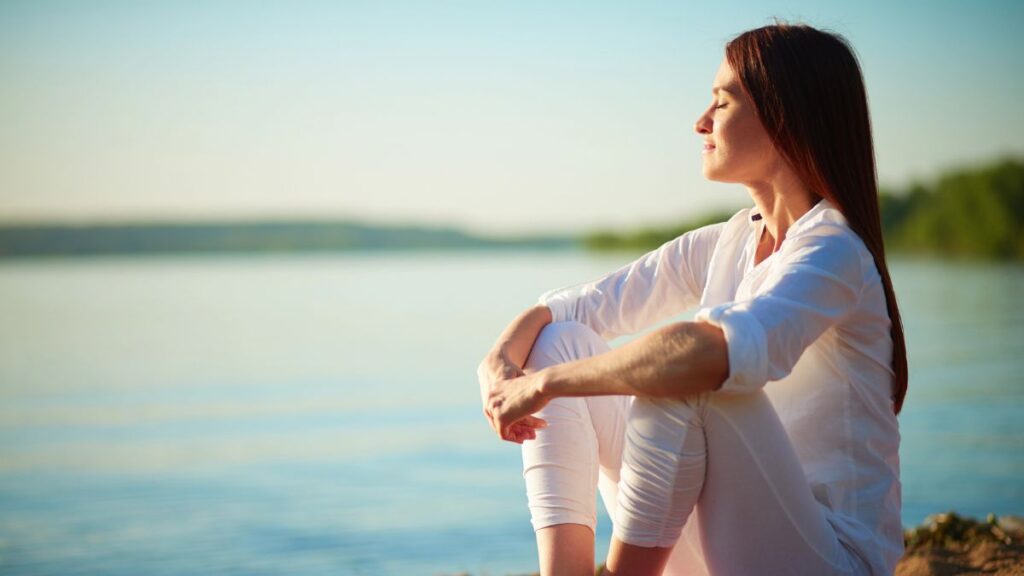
left=477, top=352, right=550, bottom=443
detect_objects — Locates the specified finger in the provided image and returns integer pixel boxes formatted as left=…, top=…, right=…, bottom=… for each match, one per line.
left=487, top=409, right=501, bottom=436
left=508, top=425, right=531, bottom=444
left=509, top=424, right=534, bottom=439
left=520, top=415, right=548, bottom=429
left=499, top=418, right=516, bottom=441
left=498, top=410, right=529, bottom=440
left=511, top=426, right=535, bottom=442
left=486, top=397, right=505, bottom=434
left=512, top=417, right=546, bottom=433
left=489, top=405, right=505, bottom=436
left=505, top=429, right=525, bottom=444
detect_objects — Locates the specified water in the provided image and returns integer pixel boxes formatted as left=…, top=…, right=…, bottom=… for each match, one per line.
left=0, top=252, right=1022, bottom=575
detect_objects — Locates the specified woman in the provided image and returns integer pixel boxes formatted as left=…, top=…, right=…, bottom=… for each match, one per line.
left=478, top=23, right=907, bottom=576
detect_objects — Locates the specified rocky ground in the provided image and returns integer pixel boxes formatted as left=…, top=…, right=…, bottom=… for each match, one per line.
left=897, top=512, right=1024, bottom=575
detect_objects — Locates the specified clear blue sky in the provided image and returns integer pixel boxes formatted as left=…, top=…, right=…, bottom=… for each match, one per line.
left=1, top=0, right=1022, bottom=234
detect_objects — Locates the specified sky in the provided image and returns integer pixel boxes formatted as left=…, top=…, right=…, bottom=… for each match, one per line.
left=1, top=0, right=1022, bottom=235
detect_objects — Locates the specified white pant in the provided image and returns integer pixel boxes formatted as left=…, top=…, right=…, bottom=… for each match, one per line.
left=521, top=322, right=868, bottom=575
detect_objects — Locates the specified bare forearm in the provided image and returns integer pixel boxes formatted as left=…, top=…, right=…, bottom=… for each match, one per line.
left=539, top=321, right=729, bottom=400
left=489, top=304, right=553, bottom=368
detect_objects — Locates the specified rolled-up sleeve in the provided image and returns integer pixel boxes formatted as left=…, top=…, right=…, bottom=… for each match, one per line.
left=540, top=223, right=725, bottom=340
left=696, top=229, right=865, bottom=394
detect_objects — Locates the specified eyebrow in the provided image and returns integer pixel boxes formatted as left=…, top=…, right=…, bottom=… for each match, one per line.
left=712, top=86, right=736, bottom=95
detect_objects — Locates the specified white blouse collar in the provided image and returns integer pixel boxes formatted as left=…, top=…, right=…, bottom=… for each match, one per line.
left=746, top=197, right=846, bottom=234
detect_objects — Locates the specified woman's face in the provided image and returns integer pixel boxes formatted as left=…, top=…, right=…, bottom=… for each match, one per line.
left=695, top=58, right=780, bottom=184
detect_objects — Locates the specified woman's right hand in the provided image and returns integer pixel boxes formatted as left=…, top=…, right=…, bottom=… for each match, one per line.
left=478, top=351, right=547, bottom=444
left=478, top=305, right=554, bottom=443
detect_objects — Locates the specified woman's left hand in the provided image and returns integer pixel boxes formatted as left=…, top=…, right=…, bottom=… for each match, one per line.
left=484, top=372, right=551, bottom=443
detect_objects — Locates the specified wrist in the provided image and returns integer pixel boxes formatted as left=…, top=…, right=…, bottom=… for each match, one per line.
left=535, top=364, right=564, bottom=400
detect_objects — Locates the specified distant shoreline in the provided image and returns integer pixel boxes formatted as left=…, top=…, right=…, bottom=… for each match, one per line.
left=0, top=220, right=577, bottom=258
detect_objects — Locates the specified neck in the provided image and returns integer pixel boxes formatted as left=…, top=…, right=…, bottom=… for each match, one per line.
left=746, top=170, right=817, bottom=252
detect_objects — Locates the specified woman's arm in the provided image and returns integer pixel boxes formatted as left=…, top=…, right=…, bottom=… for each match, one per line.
left=477, top=304, right=553, bottom=443
left=479, top=221, right=727, bottom=441
left=544, top=320, right=728, bottom=398
left=540, top=222, right=725, bottom=340
left=484, top=319, right=729, bottom=440
left=484, top=304, right=553, bottom=370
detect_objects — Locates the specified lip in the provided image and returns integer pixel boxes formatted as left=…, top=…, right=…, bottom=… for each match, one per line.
left=702, top=142, right=716, bottom=154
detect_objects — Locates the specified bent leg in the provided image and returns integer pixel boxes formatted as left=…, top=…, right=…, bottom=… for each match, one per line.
left=609, top=390, right=864, bottom=576
left=521, top=321, right=629, bottom=576
left=694, top=392, right=863, bottom=575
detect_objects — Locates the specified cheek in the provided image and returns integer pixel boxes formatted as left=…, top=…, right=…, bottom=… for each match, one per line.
left=728, top=118, right=773, bottom=162
left=742, top=112, right=775, bottom=147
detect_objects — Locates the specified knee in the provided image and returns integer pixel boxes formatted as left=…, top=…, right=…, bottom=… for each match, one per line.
left=525, top=321, right=609, bottom=371
left=536, top=321, right=604, bottom=351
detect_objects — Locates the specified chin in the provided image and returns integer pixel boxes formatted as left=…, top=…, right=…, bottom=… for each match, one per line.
left=702, top=161, right=741, bottom=184
left=702, top=164, right=725, bottom=182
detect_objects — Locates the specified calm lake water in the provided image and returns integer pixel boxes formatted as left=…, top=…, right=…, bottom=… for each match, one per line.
left=1, top=251, right=1022, bottom=575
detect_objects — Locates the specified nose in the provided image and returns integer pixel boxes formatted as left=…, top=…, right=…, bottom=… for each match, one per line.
left=695, top=108, right=712, bottom=135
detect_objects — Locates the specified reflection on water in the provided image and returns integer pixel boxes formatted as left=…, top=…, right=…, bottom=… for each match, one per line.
left=1, top=253, right=1022, bottom=575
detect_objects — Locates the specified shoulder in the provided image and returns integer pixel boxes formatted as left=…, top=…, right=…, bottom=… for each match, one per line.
left=780, top=202, right=872, bottom=284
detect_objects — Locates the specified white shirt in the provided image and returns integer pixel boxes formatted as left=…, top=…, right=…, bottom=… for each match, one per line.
left=539, top=199, right=903, bottom=574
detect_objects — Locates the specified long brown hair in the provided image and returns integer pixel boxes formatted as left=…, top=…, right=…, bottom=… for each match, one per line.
left=726, top=23, right=909, bottom=414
